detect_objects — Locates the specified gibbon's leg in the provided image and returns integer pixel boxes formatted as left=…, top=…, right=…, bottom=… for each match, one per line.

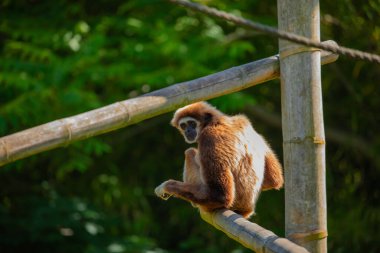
left=261, top=151, right=284, bottom=191
left=153, top=148, right=200, bottom=201
left=155, top=163, right=235, bottom=212
left=183, top=148, right=201, bottom=184
left=155, top=149, right=235, bottom=211
left=155, top=180, right=229, bottom=212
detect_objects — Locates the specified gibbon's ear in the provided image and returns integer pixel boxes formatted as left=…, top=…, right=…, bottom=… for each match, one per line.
left=170, top=113, right=180, bottom=127
left=170, top=118, right=177, bottom=127
left=203, top=112, right=212, bottom=124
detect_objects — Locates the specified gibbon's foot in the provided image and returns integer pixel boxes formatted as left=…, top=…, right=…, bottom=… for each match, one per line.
left=154, top=181, right=172, bottom=200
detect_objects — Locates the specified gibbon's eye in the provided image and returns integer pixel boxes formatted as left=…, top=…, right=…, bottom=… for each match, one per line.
left=188, top=120, right=197, bottom=128
left=180, top=123, right=187, bottom=130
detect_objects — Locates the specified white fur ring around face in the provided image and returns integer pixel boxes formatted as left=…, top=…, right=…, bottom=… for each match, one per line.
left=154, top=182, right=172, bottom=200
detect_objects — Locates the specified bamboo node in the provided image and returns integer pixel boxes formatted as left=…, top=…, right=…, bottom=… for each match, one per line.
left=237, top=65, right=248, bottom=85
left=117, top=102, right=131, bottom=122
left=288, top=229, right=328, bottom=243
left=1, top=140, right=10, bottom=161
left=60, top=119, right=73, bottom=147
left=313, top=137, right=325, bottom=144
left=280, top=46, right=320, bottom=59
left=284, top=136, right=325, bottom=144
left=263, top=235, right=280, bottom=250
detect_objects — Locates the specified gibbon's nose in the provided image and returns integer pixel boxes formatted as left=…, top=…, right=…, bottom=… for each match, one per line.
left=186, top=130, right=197, bottom=141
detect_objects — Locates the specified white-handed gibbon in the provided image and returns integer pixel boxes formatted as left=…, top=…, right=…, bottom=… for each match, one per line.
left=155, top=102, right=283, bottom=218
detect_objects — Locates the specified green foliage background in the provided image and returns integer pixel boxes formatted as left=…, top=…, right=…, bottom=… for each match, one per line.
left=0, top=0, right=379, bottom=252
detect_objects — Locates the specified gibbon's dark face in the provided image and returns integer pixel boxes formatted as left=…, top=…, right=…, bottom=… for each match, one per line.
left=178, top=117, right=200, bottom=144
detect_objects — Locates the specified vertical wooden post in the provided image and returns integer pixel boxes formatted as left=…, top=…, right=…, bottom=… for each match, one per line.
left=277, top=0, right=327, bottom=253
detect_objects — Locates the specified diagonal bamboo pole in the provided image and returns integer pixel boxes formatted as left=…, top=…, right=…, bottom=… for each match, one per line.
left=201, top=209, right=309, bottom=253
left=0, top=41, right=337, bottom=167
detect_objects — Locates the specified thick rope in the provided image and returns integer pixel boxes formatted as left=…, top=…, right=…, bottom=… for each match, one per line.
left=168, top=0, right=380, bottom=64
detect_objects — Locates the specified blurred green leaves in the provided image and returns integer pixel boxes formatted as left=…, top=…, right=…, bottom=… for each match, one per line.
left=0, top=0, right=379, bottom=252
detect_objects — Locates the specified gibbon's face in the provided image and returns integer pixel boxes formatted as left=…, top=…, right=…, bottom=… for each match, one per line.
left=178, top=117, right=200, bottom=144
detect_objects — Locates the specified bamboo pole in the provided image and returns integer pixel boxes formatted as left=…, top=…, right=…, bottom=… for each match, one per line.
left=0, top=43, right=337, bottom=167
left=201, top=209, right=309, bottom=253
left=277, top=0, right=327, bottom=252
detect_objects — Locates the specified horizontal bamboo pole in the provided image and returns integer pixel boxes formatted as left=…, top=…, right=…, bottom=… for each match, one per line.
left=201, top=209, right=309, bottom=253
left=0, top=41, right=338, bottom=167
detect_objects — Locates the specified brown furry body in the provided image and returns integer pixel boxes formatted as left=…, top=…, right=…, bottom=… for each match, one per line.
left=155, top=102, right=283, bottom=218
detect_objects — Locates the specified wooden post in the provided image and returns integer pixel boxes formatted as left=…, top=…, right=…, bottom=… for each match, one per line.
left=277, top=0, right=327, bottom=252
